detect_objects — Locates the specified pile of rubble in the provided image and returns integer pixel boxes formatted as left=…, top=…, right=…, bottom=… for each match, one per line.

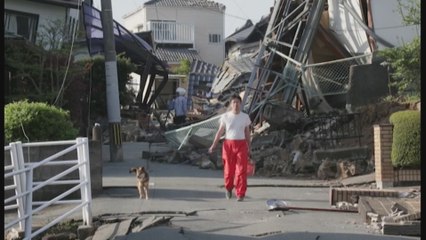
left=331, top=187, right=421, bottom=236
left=117, top=100, right=415, bottom=181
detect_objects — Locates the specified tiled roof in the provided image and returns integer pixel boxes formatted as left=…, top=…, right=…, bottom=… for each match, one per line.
left=154, top=48, right=202, bottom=63
left=225, top=14, right=270, bottom=43
left=188, top=59, right=220, bottom=107
left=190, top=59, right=219, bottom=76
left=225, top=14, right=269, bottom=58
left=225, top=20, right=254, bottom=42
left=226, top=26, right=255, bottom=43
left=144, top=0, right=225, bottom=12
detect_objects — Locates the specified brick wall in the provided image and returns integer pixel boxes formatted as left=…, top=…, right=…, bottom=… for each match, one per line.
left=394, top=169, right=421, bottom=186
left=329, top=188, right=399, bottom=206
left=373, top=124, right=394, bottom=189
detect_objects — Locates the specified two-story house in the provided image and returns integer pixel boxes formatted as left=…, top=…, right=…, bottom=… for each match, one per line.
left=122, top=0, right=225, bottom=111
left=5, top=0, right=81, bottom=104
left=4, top=0, right=80, bottom=47
left=122, top=0, right=226, bottom=67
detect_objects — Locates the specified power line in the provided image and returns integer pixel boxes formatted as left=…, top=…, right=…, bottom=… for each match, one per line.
left=53, top=0, right=82, bottom=106
left=331, top=23, right=419, bottom=32
left=229, top=0, right=249, bottom=20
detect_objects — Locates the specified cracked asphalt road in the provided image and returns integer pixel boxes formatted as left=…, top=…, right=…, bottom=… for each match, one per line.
left=23, top=142, right=420, bottom=240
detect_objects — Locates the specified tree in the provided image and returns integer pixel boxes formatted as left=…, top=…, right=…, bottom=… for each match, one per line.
left=378, top=0, right=420, bottom=97
left=396, top=0, right=420, bottom=25
left=65, top=54, right=137, bottom=117
left=4, top=19, right=81, bottom=106
left=5, top=19, right=138, bottom=135
left=172, top=59, right=191, bottom=75
left=63, top=54, right=137, bottom=135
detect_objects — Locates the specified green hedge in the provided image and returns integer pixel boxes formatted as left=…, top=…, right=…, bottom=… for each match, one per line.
left=5, top=100, right=78, bottom=143
left=389, top=110, right=420, bottom=168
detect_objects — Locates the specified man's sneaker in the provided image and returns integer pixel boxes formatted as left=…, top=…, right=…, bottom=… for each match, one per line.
left=226, top=190, right=232, bottom=199
left=236, top=196, right=244, bottom=202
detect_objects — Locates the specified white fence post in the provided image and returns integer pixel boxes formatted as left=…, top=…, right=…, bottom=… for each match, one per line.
left=24, top=168, right=33, bottom=238
left=5, top=138, right=94, bottom=238
left=77, top=137, right=93, bottom=226
left=9, top=141, right=26, bottom=231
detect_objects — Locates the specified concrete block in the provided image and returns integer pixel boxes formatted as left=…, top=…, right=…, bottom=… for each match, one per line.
left=77, top=225, right=95, bottom=240
left=376, top=180, right=394, bottom=189
left=347, top=63, right=389, bottom=107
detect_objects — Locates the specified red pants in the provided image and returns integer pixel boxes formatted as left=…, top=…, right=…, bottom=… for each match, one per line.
left=222, top=139, right=248, bottom=198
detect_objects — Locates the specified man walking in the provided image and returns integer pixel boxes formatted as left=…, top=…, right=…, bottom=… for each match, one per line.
left=173, top=88, right=188, bottom=125
left=208, top=94, right=251, bottom=201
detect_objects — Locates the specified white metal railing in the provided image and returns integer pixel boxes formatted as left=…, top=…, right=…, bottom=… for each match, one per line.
left=147, top=21, right=194, bottom=44
left=4, top=138, right=92, bottom=239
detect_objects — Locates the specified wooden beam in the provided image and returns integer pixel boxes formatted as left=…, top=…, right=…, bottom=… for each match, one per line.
left=382, top=221, right=421, bottom=236
left=269, top=206, right=357, bottom=213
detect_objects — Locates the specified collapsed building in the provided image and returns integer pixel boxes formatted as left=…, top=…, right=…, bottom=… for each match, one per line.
left=160, top=0, right=418, bottom=180
left=156, top=2, right=421, bottom=232
left=81, top=1, right=419, bottom=234
left=81, top=0, right=418, bottom=180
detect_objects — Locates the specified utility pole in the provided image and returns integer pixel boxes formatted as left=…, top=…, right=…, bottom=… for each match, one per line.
left=101, top=0, right=123, bottom=162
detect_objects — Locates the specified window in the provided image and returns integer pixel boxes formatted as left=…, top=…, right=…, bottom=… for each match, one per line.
left=209, top=34, right=221, bottom=43
left=4, top=10, right=39, bottom=43
left=136, top=24, right=144, bottom=33
left=150, top=20, right=176, bottom=41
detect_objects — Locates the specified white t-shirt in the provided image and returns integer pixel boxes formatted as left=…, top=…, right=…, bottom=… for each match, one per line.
left=219, top=111, right=251, bottom=140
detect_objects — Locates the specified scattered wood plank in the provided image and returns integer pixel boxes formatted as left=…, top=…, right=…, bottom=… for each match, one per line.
left=269, top=205, right=357, bottom=213
left=358, top=197, right=375, bottom=224
left=393, top=212, right=421, bottom=222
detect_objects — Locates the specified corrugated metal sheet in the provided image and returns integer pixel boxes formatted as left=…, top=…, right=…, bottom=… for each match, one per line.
left=82, top=2, right=169, bottom=111
left=145, top=0, right=225, bottom=11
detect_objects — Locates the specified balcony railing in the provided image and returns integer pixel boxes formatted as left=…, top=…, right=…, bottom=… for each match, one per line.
left=147, top=21, right=194, bottom=44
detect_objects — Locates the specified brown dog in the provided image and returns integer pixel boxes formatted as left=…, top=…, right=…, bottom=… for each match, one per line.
left=129, top=166, right=150, bottom=199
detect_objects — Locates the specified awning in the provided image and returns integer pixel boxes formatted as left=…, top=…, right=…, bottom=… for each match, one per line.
left=82, top=2, right=169, bottom=111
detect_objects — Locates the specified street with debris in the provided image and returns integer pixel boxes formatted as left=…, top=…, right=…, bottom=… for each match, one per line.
left=10, top=142, right=418, bottom=240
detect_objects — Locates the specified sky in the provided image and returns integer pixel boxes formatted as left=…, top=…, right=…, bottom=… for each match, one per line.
left=91, top=0, right=275, bottom=37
